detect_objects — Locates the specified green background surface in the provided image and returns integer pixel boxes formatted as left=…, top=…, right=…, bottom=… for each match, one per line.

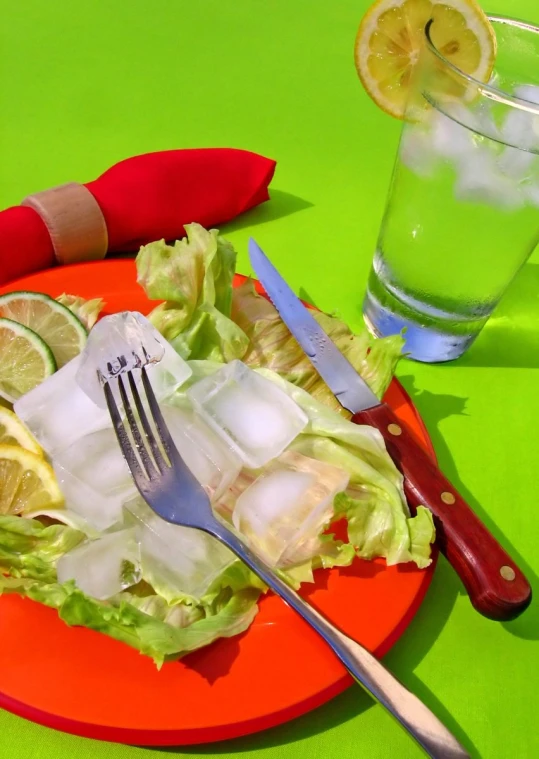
left=1, top=1, right=538, bottom=757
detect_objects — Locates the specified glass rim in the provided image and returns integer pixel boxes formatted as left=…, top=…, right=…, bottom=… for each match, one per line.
left=424, top=14, right=539, bottom=114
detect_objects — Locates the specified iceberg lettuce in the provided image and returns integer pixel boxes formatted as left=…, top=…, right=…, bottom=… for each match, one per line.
left=56, top=294, right=104, bottom=331
left=0, top=575, right=260, bottom=668
left=232, top=280, right=404, bottom=413
left=136, top=224, right=249, bottom=362
left=0, top=224, right=434, bottom=664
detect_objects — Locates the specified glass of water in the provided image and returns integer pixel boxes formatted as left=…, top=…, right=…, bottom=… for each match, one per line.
left=363, top=15, right=539, bottom=362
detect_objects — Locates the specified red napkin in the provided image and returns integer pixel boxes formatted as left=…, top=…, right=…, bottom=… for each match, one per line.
left=0, top=148, right=276, bottom=286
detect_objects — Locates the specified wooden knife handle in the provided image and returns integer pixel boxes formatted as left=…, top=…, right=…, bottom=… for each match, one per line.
left=352, top=403, right=532, bottom=621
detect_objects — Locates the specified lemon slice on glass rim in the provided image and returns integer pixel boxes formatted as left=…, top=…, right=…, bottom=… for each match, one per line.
left=354, top=0, right=497, bottom=119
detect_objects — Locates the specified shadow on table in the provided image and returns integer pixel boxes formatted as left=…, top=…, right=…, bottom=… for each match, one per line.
left=151, top=384, right=480, bottom=755
left=108, top=189, right=313, bottom=260
left=152, top=558, right=476, bottom=756
left=398, top=375, right=538, bottom=643
left=456, top=262, right=539, bottom=369
left=384, top=559, right=480, bottom=758
left=297, top=287, right=319, bottom=308
left=220, top=189, right=314, bottom=234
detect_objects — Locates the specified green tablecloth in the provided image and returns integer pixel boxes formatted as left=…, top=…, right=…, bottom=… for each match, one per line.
left=1, top=1, right=537, bottom=757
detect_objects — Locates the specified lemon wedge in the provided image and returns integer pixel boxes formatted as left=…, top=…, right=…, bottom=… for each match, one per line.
left=0, top=407, right=43, bottom=455
left=0, top=444, right=64, bottom=515
left=354, top=0, right=496, bottom=118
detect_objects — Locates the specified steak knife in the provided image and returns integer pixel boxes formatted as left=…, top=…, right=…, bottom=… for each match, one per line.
left=248, top=237, right=531, bottom=621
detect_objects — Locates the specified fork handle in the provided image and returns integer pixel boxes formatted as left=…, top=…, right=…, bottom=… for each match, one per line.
left=208, top=523, right=469, bottom=759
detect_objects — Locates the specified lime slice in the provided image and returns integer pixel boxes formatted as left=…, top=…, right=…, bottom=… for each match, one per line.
left=0, top=291, right=87, bottom=368
left=0, top=443, right=64, bottom=515
left=354, top=0, right=497, bottom=119
left=0, top=406, right=43, bottom=455
left=0, top=318, right=57, bottom=403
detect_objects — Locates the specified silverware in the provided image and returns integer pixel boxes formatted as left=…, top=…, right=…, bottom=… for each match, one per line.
left=104, top=362, right=469, bottom=759
left=248, top=237, right=531, bottom=622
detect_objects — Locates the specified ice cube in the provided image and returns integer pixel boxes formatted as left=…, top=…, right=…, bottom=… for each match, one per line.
left=149, top=340, right=193, bottom=403
left=162, top=403, right=241, bottom=500
left=526, top=184, right=539, bottom=207
left=497, top=145, right=536, bottom=179
left=231, top=450, right=349, bottom=564
left=76, top=311, right=192, bottom=409
left=78, top=311, right=164, bottom=387
left=56, top=527, right=141, bottom=600
left=455, top=148, right=523, bottom=210
left=54, top=426, right=137, bottom=501
left=514, top=84, right=539, bottom=106
left=53, top=463, right=126, bottom=531
left=14, top=355, right=110, bottom=454
left=473, top=102, right=502, bottom=142
left=430, top=108, right=476, bottom=163
left=399, top=124, right=437, bottom=177
left=187, top=361, right=308, bottom=468
left=501, top=108, right=539, bottom=152
left=125, top=498, right=235, bottom=599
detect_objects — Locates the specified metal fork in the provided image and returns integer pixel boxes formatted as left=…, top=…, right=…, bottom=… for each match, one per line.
left=104, top=364, right=469, bottom=759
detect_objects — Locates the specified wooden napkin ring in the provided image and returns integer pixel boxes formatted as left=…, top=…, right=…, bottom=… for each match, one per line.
left=21, top=182, right=108, bottom=265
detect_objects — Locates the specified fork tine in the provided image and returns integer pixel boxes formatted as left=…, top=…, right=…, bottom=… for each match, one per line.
left=117, top=373, right=159, bottom=479
left=104, top=380, right=148, bottom=484
left=140, top=367, right=180, bottom=462
left=127, top=371, right=169, bottom=473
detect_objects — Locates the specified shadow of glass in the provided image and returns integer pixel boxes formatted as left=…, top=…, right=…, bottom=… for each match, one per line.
left=398, top=374, right=538, bottom=641
left=220, top=189, right=314, bottom=233
left=458, top=262, right=539, bottom=369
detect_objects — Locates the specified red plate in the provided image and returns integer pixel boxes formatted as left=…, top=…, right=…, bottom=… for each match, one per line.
left=0, top=260, right=436, bottom=746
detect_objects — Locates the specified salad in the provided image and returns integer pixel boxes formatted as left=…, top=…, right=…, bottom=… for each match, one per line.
left=0, top=223, right=435, bottom=667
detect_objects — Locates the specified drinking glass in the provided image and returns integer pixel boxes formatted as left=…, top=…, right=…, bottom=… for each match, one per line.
left=363, top=16, right=539, bottom=362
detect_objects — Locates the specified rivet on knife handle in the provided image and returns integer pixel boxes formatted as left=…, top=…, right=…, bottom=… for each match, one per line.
left=352, top=403, right=532, bottom=621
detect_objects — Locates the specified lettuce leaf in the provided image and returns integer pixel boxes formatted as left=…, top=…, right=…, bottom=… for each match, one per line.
left=279, top=534, right=356, bottom=588
left=232, top=280, right=404, bottom=414
left=56, top=294, right=104, bottom=330
left=210, top=365, right=432, bottom=574
left=252, top=369, right=434, bottom=568
left=136, top=224, right=249, bottom=362
left=0, top=510, right=263, bottom=667
left=0, top=576, right=260, bottom=668
left=0, top=225, right=432, bottom=665
left=0, top=515, right=86, bottom=583
left=407, top=506, right=437, bottom=568
left=136, top=228, right=403, bottom=406
left=22, top=509, right=101, bottom=538
left=334, top=496, right=435, bottom=568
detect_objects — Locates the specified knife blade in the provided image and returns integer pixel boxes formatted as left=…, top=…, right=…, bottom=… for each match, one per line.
left=249, top=237, right=531, bottom=621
